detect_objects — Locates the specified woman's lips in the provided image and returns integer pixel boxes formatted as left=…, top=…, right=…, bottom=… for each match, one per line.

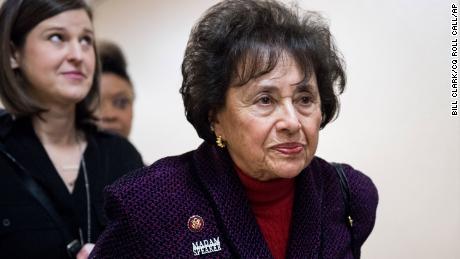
left=272, top=142, right=305, bottom=155
left=62, top=71, right=86, bottom=80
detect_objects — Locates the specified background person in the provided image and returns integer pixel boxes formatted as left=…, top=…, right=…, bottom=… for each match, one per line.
left=95, top=40, right=134, bottom=138
left=91, top=0, right=378, bottom=258
left=0, top=0, right=143, bottom=258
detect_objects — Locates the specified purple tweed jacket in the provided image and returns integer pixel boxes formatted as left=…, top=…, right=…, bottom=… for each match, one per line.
left=91, top=142, right=378, bottom=259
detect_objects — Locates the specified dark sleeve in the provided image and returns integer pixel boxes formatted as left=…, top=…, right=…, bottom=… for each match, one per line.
left=342, top=164, right=379, bottom=253
left=103, top=134, right=144, bottom=181
left=115, top=136, right=144, bottom=172
left=90, top=184, right=145, bottom=259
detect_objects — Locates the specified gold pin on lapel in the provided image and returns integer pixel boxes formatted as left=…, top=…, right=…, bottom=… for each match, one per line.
left=188, top=215, right=204, bottom=232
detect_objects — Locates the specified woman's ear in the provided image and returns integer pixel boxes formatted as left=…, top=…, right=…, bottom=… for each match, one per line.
left=209, top=110, right=224, bottom=138
left=209, top=111, right=217, bottom=133
left=10, top=56, right=19, bottom=69
left=10, top=43, right=20, bottom=69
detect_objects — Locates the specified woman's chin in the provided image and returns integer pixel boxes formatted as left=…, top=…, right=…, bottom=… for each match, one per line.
left=60, top=93, right=88, bottom=104
left=274, top=170, right=303, bottom=179
left=267, top=163, right=307, bottom=180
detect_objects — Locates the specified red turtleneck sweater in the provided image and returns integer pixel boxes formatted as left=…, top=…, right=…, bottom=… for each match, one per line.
left=235, top=166, right=295, bottom=259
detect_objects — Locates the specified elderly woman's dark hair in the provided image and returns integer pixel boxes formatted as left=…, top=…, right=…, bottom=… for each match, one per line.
left=180, top=0, right=346, bottom=143
left=0, top=0, right=100, bottom=126
left=98, top=40, right=132, bottom=85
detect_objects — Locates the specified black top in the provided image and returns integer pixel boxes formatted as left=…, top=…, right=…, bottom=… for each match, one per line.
left=0, top=112, right=143, bottom=259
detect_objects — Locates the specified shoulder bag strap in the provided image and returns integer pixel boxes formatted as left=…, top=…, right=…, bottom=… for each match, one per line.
left=332, top=162, right=359, bottom=258
left=0, top=143, right=80, bottom=255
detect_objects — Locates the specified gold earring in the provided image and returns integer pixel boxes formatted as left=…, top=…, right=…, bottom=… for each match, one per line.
left=216, top=136, right=225, bottom=148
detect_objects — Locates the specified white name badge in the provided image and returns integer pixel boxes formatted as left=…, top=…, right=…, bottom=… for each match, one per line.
left=192, top=236, right=222, bottom=256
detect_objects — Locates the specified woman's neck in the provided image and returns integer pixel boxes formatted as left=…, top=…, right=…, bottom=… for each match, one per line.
left=32, top=106, right=79, bottom=146
left=235, top=165, right=295, bottom=206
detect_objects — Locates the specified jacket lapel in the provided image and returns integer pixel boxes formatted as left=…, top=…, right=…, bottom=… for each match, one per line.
left=193, top=143, right=272, bottom=258
left=286, top=159, right=324, bottom=259
left=5, top=119, right=74, bottom=204
left=3, top=118, right=80, bottom=233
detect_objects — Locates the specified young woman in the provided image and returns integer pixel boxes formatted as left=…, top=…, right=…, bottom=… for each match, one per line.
left=0, top=1, right=143, bottom=258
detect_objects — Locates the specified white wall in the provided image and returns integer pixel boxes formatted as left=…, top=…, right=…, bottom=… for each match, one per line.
left=92, top=0, right=460, bottom=258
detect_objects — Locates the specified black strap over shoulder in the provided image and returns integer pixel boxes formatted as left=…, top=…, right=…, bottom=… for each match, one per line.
left=0, top=143, right=80, bottom=257
left=332, top=162, right=353, bottom=228
left=332, top=162, right=359, bottom=258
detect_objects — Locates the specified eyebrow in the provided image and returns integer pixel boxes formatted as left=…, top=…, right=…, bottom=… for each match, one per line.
left=42, top=26, right=94, bottom=35
left=111, top=91, right=135, bottom=98
left=295, top=83, right=311, bottom=92
left=255, top=84, right=278, bottom=92
left=255, top=82, right=314, bottom=92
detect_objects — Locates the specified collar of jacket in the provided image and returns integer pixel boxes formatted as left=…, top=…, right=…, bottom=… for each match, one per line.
left=191, top=142, right=324, bottom=258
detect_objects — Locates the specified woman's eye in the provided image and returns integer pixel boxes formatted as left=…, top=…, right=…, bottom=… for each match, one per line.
left=299, top=95, right=312, bottom=105
left=113, top=97, right=131, bottom=109
left=258, top=96, right=272, bottom=105
left=80, top=36, right=93, bottom=46
left=49, top=34, right=63, bottom=43
left=301, top=96, right=310, bottom=103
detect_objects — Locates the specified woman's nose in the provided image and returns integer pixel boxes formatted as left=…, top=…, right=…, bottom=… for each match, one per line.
left=67, top=41, right=83, bottom=62
left=275, top=100, right=301, bottom=133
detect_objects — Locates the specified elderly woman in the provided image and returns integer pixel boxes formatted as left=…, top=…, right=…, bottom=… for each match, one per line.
left=91, top=0, right=378, bottom=258
left=0, top=0, right=143, bottom=258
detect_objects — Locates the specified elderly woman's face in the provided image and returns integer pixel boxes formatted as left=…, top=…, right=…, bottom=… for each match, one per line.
left=214, top=55, right=322, bottom=181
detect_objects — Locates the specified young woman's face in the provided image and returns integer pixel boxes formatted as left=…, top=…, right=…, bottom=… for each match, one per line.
left=14, top=9, right=96, bottom=108
left=95, top=73, right=134, bottom=137
left=214, top=54, right=322, bottom=181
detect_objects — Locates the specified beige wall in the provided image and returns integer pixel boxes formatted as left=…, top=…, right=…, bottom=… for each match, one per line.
left=92, top=0, right=460, bottom=258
